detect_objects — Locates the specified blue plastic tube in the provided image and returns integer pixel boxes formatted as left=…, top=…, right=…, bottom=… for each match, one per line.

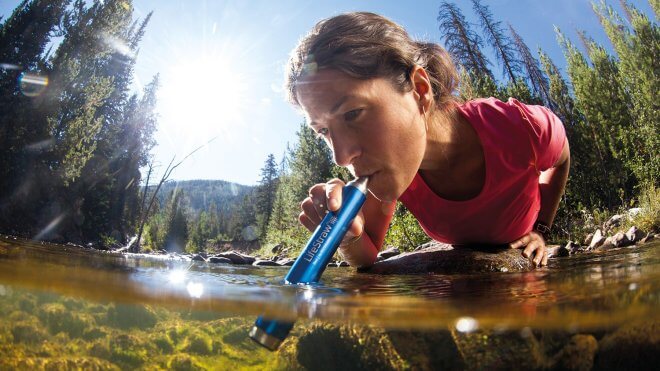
left=249, top=177, right=368, bottom=350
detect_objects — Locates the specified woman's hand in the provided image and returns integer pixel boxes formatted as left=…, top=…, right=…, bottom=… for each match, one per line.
left=299, top=178, right=364, bottom=241
left=509, top=231, right=548, bottom=267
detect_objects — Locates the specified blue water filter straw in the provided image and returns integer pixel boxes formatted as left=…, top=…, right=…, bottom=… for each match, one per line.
left=249, top=177, right=369, bottom=351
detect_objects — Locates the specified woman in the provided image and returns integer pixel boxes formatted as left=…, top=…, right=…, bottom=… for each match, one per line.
left=287, top=12, right=570, bottom=268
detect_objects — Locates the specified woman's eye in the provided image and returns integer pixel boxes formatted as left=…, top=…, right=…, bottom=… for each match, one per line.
left=344, top=109, right=363, bottom=122
left=315, top=128, right=329, bottom=138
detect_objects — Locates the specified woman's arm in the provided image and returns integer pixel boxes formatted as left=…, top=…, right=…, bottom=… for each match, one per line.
left=538, top=138, right=570, bottom=229
left=510, top=138, right=570, bottom=266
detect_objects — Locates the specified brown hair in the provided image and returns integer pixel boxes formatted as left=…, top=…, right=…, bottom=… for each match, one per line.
left=285, top=12, right=459, bottom=111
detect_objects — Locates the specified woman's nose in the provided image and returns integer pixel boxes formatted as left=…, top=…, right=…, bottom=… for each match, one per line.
left=329, top=129, right=360, bottom=167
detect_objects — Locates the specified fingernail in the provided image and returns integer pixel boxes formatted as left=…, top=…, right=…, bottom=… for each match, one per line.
left=329, top=198, right=339, bottom=210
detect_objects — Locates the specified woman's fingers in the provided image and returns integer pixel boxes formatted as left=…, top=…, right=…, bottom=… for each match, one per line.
left=298, top=211, right=317, bottom=232
left=509, top=235, right=531, bottom=250
left=325, top=178, right=345, bottom=211
left=511, top=233, right=548, bottom=267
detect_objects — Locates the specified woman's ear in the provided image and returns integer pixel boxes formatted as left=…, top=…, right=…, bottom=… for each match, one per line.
left=410, top=65, right=433, bottom=111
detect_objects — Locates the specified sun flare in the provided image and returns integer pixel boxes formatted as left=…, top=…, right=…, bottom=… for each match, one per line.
left=158, top=55, right=247, bottom=142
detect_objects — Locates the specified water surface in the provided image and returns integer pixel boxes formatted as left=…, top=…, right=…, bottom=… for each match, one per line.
left=1, top=236, right=658, bottom=369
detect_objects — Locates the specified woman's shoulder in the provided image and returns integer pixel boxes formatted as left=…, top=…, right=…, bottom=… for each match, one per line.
left=459, top=97, right=526, bottom=118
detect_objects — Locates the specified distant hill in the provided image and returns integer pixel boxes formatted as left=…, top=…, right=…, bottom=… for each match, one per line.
left=150, top=179, right=255, bottom=215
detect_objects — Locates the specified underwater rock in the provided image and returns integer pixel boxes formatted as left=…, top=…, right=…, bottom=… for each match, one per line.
left=386, top=329, right=465, bottom=370
left=38, top=303, right=92, bottom=338
left=450, top=327, right=542, bottom=370
left=105, top=303, right=158, bottom=330
left=595, top=321, right=660, bottom=370
left=549, top=334, right=598, bottom=371
left=0, top=357, right=120, bottom=370
left=168, top=354, right=205, bottom=371
left=361, top=242, right=533, bottom=274
left=185, top=331, right=215, bottom=355
left=279, top=322, right=407, bottom=370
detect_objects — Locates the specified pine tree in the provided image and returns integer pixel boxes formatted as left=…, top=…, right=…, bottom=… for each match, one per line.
left=559, top=29, right=633, bottom=207
left=593, top=0, right=659, bottom=187
left=509, top=24, right=552, bottom=107
left=0, top=0, right=70, bottom=230
left=471, top=0, right=522, bottom=82
left=256, top=153, right=279, bottom=239
left=164, top=188, right=188, bottom=252
left=437, top=1, right=492, bottom=78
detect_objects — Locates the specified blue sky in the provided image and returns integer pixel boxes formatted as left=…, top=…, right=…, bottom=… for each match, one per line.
left=1, top=0, right=654, bottom=185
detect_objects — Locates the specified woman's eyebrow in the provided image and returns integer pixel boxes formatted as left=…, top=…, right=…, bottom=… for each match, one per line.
left=309, top=94, right=358, bottom=127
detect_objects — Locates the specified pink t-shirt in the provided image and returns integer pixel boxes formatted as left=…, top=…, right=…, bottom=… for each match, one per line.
left=399, top=97, right=566, bottom=245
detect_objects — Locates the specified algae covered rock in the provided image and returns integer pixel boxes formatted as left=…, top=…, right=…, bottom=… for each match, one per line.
left=549, top=334, right=598, bottom=371
left=595, top=321, right=660, bottom=369
left=105, top=303, right=158, bottom=329
left=278, top=322, right=407, bottom=370
left=168, top=354, right=206, bottom=371
left=38, top=302, right=93, bottom=338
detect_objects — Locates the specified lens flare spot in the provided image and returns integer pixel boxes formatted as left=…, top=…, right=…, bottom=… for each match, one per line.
left=19, top=72, right=48, bottom=97
left=455, top=317, right=479, bottom=333
left=186, top=282, right=204, bottom=298
left=168, top=269, right=187, bottom=284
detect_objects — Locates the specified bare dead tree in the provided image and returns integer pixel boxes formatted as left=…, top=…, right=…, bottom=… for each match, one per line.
left=132, top=138, right=216, bottom=252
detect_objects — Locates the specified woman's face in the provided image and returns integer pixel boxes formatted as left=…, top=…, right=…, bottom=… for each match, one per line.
left=296, top=69, right=427, bottom=202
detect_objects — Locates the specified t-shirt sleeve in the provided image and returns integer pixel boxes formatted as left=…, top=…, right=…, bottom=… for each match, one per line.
left=508, top=98, right=566, bottom=172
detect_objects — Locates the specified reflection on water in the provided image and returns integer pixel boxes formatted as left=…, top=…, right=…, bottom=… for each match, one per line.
left=0, top=235, right=658, bottom=369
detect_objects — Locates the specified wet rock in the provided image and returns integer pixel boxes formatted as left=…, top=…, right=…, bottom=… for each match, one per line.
left=625, top=226, right=645, bottom=244
left=377, top=246, right=401, bottom=260
left=191, top=254, right=206, bottom=262
left=361, top=242, right=533, bottom=274
left=595, top=322, right=660, bottom=370
left=589, top=229, right=605, bottom=249
left=549, top=334, right=598, bottom=371
left=252, top=259, right=281, bottom=266
left=565, top=241, right=582, bottom=255
left=327, top=262, right=338, bottom=267
left=547, top=244, right=567, bottom=258
left=611, top=232, right=632, bottom=248
left=276, top=258, right=295, bottom=266
left=639, top=233, right=655, bottom=244
left=208, top=256, right=232, bottom=264
left=216, top=251, right=256, bottom=265
left=338, top=261, right=350, bottom=267
left=598, top=236, right=616, bottom=250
